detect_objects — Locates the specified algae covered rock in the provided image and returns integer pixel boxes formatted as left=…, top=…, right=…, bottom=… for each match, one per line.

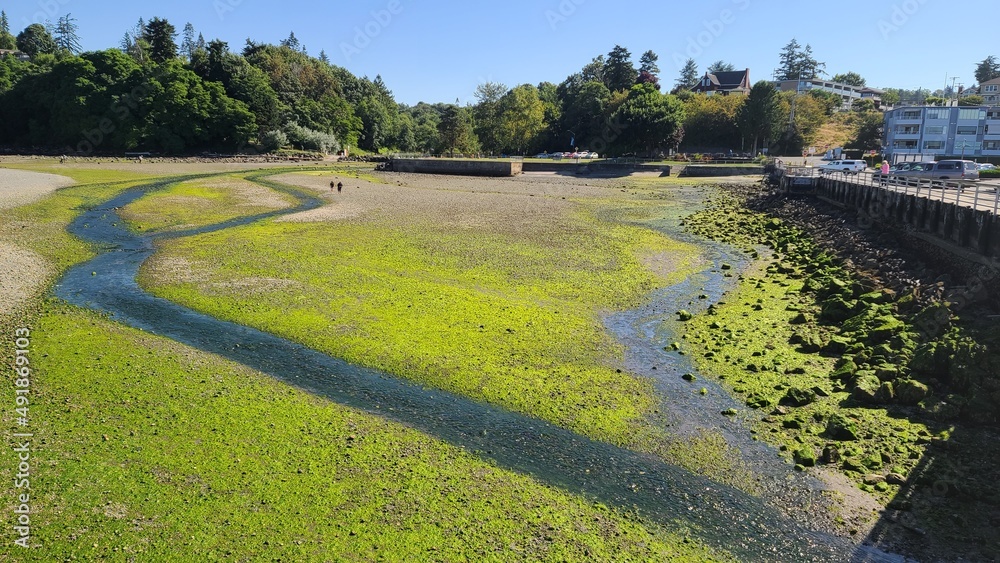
left=793, top=447, right=817, bottom=467
left=895, top=380, right=930, bottom=405
left=677, top=310, right=693, bottom=321
left=780, top=387, right=817, bottom=407
left=825, top=413, right=859, bottom=441
left=852, top=372, right=882, bottom=404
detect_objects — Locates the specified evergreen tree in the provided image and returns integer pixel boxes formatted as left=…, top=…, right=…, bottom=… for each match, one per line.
left=603, top=45, right=636, bottom=93
left=143, top=17, right=178, bottom=64
left=639, top=50, right=660, bottom=76
left=280, top=31, right=300, bottom=50
left=54, top=14, right=82, bottom=54
left=737, top=81, right=781, bottom=155
left=318, top=49, right=329, bottom=64
left=674, top=58, right=699, bottom=92
left=181, top=23, right=197, bottom=59
left=707, top=60, right=735, bottom=74
left=975, top=55, right=1000, bottom=85
left=0, top=10, right=14, bottom=50
left=775, top=38, right=801, bottom=80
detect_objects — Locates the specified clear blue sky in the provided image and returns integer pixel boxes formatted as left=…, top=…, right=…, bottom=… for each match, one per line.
left=3, top=0, right=993, bottom=105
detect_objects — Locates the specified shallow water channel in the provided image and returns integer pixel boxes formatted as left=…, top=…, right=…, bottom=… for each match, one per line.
left=53, top=177, right=898, bottom=561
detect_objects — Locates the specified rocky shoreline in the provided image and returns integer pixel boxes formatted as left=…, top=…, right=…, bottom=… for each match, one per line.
left=681, top=182, right=1000, bottom=561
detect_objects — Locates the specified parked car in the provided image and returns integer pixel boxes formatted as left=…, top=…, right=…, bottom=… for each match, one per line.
left=976, top=162, right=995, bottom=171
left=818, top=160, right=867, bottom=174
left=534, top=152, right=550, bottom=159
left=928, top=160, right=979, bottom=181
left=892, top=161, right=936, bottom=178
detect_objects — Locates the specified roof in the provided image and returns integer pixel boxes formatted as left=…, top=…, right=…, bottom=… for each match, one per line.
left=710, top=70, right=749, bottom=88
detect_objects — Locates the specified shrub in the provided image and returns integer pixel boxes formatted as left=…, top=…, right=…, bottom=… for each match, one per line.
left=284, top=123, right=340, bottom=154
left=260, top=130, right=288, bottom=153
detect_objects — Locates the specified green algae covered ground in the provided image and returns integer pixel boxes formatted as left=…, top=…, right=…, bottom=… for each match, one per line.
left=1, top=304, right=727, bottom=561
left=680, top=187, right=1000, bottom=559
left=1, top=163, right=734, bottom=561
left=137, top=170, right=704, bottom=448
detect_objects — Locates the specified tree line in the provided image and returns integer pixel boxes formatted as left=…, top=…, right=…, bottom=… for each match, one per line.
left=0, top=13, right=885, bottom=157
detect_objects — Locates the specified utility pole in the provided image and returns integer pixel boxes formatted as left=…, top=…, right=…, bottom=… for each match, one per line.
left=951, top=76, right=960, bottom=105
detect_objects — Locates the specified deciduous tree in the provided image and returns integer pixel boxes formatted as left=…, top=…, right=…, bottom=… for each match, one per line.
left=16, top=24, right=57, bottom=58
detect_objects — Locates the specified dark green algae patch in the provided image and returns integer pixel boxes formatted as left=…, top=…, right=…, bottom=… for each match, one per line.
left=684, top=193, right=1000, bottom=502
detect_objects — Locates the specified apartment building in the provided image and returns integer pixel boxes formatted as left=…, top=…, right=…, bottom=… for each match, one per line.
left=776, top=78, right=886, bottom=110
left=883, top=105, right=1000, bottom=162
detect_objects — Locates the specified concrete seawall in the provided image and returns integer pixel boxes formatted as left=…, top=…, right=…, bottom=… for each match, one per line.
left=389, top=159, right=522, bottom=177
left=681, top=165, right=765, bottom=177
left=819, top=177, right=1000, bottom=261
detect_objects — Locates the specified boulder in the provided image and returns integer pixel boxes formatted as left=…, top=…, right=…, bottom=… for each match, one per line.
left=794, top=447, right=817, bottom=467
left=895, top=380, right=930, bottom=405
left=852, top=373, right=883, bottom=404
left=825, top=413, right=859, bottom=441
left=780, top=387, right=817, bottom=407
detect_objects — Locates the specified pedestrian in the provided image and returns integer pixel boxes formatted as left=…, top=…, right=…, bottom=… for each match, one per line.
left=880, top=160, right=890, bottom=186
left=330, top=181, right=335, bottom=191
left=337, top=182, right=343, bottom=193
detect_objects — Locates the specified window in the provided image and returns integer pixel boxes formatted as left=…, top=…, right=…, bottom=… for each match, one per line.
left=956, top=126, right=980, bottom=135
left=893, top=140, right=917, bottom=149
left=984, top=141, right=1000, bottom=150
left=895, top=126, right=920, bottom=134
left=925, top=109, right=948, bottom=120
left=958, top=108, right=984, bottom=120
left=901, top=110, right=922, bottom=119
left=988, top=110, right=1000, bottom=120
left=925, top=125, right=945, bottom=135
left=924, top=141, right=945, bottom=149
left=986, top=85, right=998, bottom=92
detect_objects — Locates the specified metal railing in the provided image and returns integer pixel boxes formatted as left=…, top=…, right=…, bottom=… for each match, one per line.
left=816, top=170, right=1000, bottom=215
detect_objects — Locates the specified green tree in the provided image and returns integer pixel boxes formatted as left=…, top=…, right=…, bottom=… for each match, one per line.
left=681, top=93, right=742, bottom=150
left=613, top=82, right=685, bottom=156
left=674, top=58, right=699, bottom=92
left=497, top=83, right=546, bottom=154
left=356, top=95, right=392, bottom=151
left=438, top=104, right=478, bottom=156
left=639, top=50, right=660, bottom=76
left=775, top=39, right=825, bottom=80
left=143, top=18, right=177, bottom=64
left=180, top=23, right=197, bottom=59
left=737, top=80, right=780, bottom=155
left=581, top=55, right=604, bottom=84
left=852, top=98, right=876, bottom=112
left=280, top=31, right=300, bottom=51
left=880, top=89, right=900, bottom=106
left=975, top=55, right=1000, bottom=85
left=848, top=111, right=883, bottom=152
left=707, top=60, right=735, bottom=74
left=16, top=24, right=57, bottom=58
left=831, top=71, right=865, bottom=87
left=603, top=45, right=636, bottom=93
left=959, top=94, right=985, bottom=106
left=473, top=81, right=508, bottom=154
left=0, top=11, right=16, bottom=50
left=54, top=14, right=82, bottom=54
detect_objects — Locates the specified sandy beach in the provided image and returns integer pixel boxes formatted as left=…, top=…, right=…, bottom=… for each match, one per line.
left=0, top=168, right=74, bottom=316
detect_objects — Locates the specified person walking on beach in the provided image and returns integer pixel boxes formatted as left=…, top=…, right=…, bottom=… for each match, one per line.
left=330, top=181, right=335, bottom=192
left=337, top=182, right=343, bottom=193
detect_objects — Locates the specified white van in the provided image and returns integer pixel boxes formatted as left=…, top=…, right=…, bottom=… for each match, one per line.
left=818, top=160, right=867, bottom=175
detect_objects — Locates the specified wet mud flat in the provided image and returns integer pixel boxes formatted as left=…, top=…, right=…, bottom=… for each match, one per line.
left=48, top=174, right=907, bottom=561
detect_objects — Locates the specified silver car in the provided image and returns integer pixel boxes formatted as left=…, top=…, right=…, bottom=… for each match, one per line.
left=928, top=160, right=979, bottom=181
